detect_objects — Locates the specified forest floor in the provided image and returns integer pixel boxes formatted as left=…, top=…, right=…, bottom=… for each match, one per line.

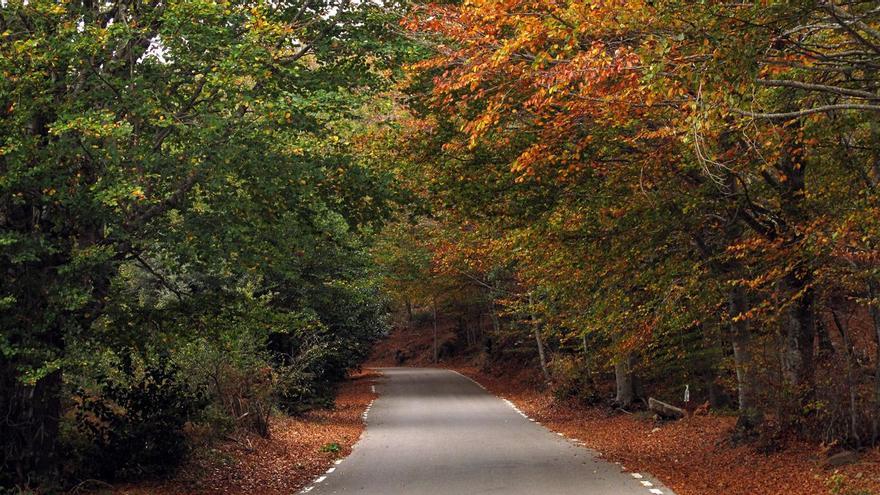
left=111, top=370, right=378, bottom=495
left=369, top=324, right=880, bottom=495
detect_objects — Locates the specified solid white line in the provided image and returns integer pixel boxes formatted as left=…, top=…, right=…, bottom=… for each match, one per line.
left=448, top=370, right=488, bottom=390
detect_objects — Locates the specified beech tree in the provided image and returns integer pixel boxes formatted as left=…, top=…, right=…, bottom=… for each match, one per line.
left=394, top=0, right=880, bottom=443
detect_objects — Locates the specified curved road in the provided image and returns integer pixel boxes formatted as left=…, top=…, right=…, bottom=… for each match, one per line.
left=306, top=368, right=675, bottom=495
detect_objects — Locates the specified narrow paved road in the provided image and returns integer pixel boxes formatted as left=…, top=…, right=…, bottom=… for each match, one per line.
left=306, top=368, right=675, bottom=495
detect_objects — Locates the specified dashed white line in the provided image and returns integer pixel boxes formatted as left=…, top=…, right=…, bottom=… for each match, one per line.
left=631, top=473, right=643, bottom=479
left=649, top=489, right=663, bottom=494
left=315, top=476, right=327, bottom=483
left=641, top=481, right=653, bottom=487
left=334, top=459, right=343, bottom=465
left=327, top=467, right=336, bottom=474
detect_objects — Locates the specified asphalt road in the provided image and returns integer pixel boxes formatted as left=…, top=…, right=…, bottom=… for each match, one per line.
left=306, top=368, right=675, bottom=495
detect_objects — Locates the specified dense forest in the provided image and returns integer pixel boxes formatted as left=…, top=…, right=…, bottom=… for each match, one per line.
left=384, top=0, right=880, bottom=457
left=0, top=0, right=407, bottom=489
left=2, top=0, right=880, bottom=492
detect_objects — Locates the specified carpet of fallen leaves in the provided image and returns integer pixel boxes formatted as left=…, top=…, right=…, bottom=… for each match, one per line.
left=114, top=370, right=378, bottom=495
left=455, top=366, right=880, bottom=495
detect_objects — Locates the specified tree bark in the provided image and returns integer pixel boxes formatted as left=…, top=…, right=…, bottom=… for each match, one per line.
left=488, top=302, right=500, bottom=333
left=614, top=353, right=638, bottom=409
left=529, top=292, right=551, bottom=384
left=778, top=270, right=817, bottom=392
left=432, top=300, right=439, bottom=364
left=581, top=333, right=595, bottom=385
left=0, top=363, right=63, bottom=486
left=648, top=397, right=685, bottom=420
left=868, top=280, right=880, bottom=443
left=728, top=285, right=761, bottom=424
left=830, top=306, right=861, bottom=446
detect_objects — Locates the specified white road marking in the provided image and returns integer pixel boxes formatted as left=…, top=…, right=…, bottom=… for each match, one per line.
left=649, top=489, right=663, bottom=494
left=334, top=459, right=343, bottom=465
left=641, top=481, right=653, bottom=487
left=302, top=487, right=313, bottom=493
left=631, top=473, right=643, bottom=479
left=316, top=476, right=327, bottom=483
left=449, top=370, right=488, bottom=390
left=327, top=467, right=335, bottom=473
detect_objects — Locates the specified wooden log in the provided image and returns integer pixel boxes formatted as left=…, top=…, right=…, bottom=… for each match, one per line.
left=648, top=397, right=686, bottom=420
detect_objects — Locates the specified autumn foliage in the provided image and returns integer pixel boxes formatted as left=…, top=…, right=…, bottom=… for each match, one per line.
left=386, top=0, right=880, bottom=449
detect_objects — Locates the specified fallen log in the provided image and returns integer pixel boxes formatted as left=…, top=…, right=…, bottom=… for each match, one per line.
left=648, top=397, right=685, bottom=420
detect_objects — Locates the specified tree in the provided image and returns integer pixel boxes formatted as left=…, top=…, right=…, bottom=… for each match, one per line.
left=0, top=0, right=403, bottom=486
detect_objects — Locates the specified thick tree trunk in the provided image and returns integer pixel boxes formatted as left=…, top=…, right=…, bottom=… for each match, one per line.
left=778, top=271, right=816, bottom=392
left=648, top=397, right=685, bottom=420
left=868, top=280, right=880, bottom=443
left=728, top=286, right=761, bottom=424
left=0, top=365, right=63, bottom=486
left=614, top=353, right=638, bottom=409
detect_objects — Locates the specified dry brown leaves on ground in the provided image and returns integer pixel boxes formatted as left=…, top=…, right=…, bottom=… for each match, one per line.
left=456, top=366, right=880, bottom=495
left=114, top=370, right=378, bottom=495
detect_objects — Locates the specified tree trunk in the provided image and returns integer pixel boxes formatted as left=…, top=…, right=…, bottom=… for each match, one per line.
left=581, top=333, right=595, bottom=385
left=0, top=365, right=63, bottom=486
left=830, top=306, right=861, bottom=446
left=729, top=285, right=761, bottom=425
left=778, top=270, right=816, bottom=393
left=534, top=326, right=550, bottom=383
left=486, top=297, right=500, bottom=333
left=868, top=280, right=880, bottom=443
left=648, top=397, right=685, bottom=420
left=529, top=292, right=551, bottom=384
left=432, top=301, right=439, bottom=363
left=614, top=353, right=638, bottom=409
left=816, top=318, right=835, bottom=357
left=406, top=299, right=413, bottom=325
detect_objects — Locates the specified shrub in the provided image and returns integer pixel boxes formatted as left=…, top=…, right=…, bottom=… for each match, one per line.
left=550, top=356, right=601, bottom=406
left=71, top=360, right=205, bottom=480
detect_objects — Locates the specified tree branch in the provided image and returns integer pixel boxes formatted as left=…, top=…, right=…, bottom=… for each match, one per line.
left=734, top=103, right=880, bottom=120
